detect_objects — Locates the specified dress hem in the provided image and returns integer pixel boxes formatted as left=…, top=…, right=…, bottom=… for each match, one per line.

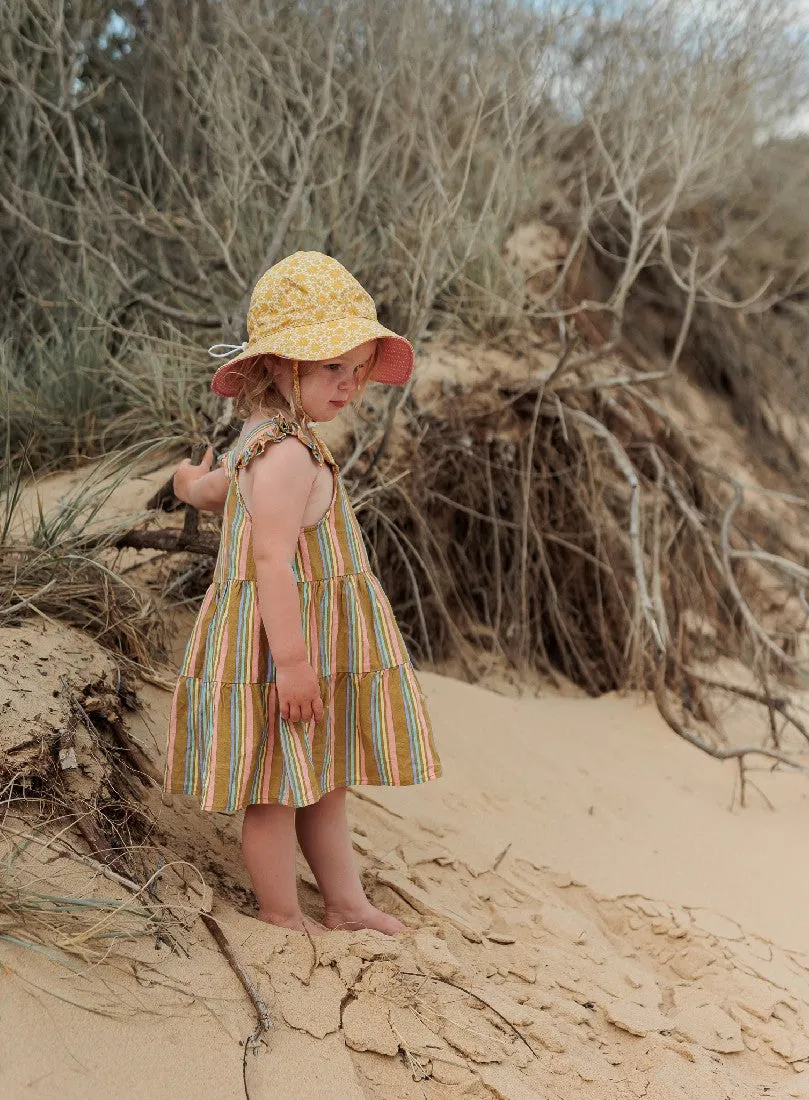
left=176, top=666, right=429, bottom=686
left=162, top=767, right=443, bottom=815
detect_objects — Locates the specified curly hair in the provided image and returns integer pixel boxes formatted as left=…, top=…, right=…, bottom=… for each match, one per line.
left=231, top=354, right=296, bottom=420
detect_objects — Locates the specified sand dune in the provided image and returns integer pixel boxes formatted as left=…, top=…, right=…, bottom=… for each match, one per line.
left=2, top=615, right=808, bottom=1099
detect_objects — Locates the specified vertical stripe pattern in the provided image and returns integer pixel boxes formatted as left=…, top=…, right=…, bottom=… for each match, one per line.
left=163, top=415, right=442, bottom=813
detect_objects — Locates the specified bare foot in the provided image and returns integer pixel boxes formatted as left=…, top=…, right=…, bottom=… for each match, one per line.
left=322, top=903, right=407, bottom=935
left=257, top=910, right=328, bottom=936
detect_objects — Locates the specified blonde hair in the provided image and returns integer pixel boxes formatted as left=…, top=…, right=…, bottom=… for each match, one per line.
left=231, top=345, right=379, bottom=422
left=231, top=355, right=296, bottom=420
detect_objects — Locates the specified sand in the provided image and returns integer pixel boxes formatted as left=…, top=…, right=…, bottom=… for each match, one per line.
left=2, top=614, right=809, bottom=1099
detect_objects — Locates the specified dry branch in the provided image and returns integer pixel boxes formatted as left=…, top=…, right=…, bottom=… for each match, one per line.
left=348, top=366, right=809, bottom=769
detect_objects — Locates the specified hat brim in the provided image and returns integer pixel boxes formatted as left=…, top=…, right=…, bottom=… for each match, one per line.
left=210, top=317, right=413, bottom=397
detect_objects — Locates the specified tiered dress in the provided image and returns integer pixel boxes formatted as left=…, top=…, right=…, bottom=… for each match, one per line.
left=162, top=414, right=442, bottom=813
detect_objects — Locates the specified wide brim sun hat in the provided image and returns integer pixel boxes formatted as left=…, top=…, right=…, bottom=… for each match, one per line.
left=209, top=251, right=414, bottom=398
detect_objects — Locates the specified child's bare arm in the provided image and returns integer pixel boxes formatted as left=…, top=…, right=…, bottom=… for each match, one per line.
left=250, top=439, right=325, bottom=724
left=186, top=466, right=229, bottom=512
left=173, top=445, right=229, bottom=512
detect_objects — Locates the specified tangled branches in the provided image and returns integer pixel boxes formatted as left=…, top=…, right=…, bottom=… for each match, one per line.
left=355, top=370, right=809, bottom=778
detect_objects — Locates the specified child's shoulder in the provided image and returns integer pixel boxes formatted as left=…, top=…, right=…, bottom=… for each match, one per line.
left=234, top=411, right=328, bottom=472
left=240, top=410, right=297, bottom=445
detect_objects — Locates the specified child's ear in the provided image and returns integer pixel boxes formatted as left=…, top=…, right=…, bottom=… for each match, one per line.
left=262, top=354, right=284, bottom=388
left=368, top=341, right=380, bottom=374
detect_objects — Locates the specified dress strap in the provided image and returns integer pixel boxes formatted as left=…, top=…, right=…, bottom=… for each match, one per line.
left=222, top=413, right=338, bottom=478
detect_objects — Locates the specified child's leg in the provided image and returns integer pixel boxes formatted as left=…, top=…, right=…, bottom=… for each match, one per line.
left=241, top=802, right=324, bottom=933
left=294, top=787, right=406, bottom=935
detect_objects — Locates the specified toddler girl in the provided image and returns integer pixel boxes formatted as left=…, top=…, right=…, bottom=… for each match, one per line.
left=163, top=251, right=442, bottom=936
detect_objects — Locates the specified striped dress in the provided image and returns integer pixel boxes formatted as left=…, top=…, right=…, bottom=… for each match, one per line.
left=162, top=413, right=442, bottom=813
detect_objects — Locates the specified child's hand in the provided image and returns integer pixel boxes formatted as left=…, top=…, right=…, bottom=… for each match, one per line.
left=173, top=443, right=214, bottom=506
left=276, top=659, right=324, bottom=724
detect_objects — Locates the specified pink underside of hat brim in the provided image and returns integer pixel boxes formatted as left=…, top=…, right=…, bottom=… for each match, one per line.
left=210, top=333, right=413, bottom=397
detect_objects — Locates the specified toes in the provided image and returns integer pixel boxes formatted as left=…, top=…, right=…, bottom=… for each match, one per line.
left=304, top=920, right=329, bottom=937
left=322, top=907, right=407, bottom=935
left=380, top=917, right=407, bottom=935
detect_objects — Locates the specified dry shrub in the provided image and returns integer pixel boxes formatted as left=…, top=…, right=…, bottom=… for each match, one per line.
left=357, top=373, right=809, bottom=771
left=568, top=140, right=809, bottom=479
left=5, top=0, right=807, bottom=471
left=0, top=546, right=169, bottom=667
left=1, top=0, right=559, bottom=466
left=0, top=649, right=189, bottom=967
left=0, top=442, right=177, bottom=674
left=542, top=4, right=809, bottom=474
left=362, top=382, right=702, bottom=685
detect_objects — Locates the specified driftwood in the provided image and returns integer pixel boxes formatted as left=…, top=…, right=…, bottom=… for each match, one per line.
left=106, top=528, right=219, bottom=557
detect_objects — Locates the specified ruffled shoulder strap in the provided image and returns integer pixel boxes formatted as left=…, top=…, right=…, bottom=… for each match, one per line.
left=222, top=413, right=338, bottom=477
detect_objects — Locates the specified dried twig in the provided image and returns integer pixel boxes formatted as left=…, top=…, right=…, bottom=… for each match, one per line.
left=398, top=971, right=541, bottom=1060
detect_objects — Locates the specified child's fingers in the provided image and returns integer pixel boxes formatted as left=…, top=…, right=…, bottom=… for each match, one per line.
left=177, top=445, right=212, bottom=474
left=306, top=697, right=322, bottom=723
left=293, top=697, right=319, bottom=724
left=279, top=686, right=322, bottom=724
left=187, top=445, right=213, bottom=473
left=279, top=694, right=299, bottom=721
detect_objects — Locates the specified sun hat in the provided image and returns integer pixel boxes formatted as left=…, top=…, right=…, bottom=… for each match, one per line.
left=209, top=251, right=414, bottom=397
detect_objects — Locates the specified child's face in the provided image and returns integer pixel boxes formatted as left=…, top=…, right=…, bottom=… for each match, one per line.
left=276, top=340, right=377, bottom=422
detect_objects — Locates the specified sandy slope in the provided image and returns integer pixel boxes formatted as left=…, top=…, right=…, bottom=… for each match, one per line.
left=3, top=340, right=809, bottom=1097
left=2, top=617, right=809, bottom=1100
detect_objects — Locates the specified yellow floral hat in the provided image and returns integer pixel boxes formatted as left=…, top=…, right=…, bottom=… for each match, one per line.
left=209, top=251, right=414, bottom=397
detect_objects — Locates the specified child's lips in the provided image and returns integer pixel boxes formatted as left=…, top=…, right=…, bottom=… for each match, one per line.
left=330, top=399, right=347, bottom=407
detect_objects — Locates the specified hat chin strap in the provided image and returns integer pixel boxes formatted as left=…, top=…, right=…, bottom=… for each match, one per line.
left=291, top=360, right=305, bottom=416
left=289, top=359, right=329, bottom=459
